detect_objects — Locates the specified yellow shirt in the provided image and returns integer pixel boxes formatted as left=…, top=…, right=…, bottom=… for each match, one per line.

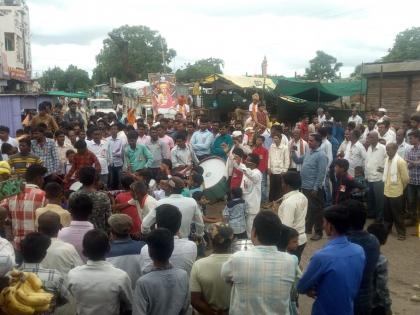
left=384, top=158, right=409, bottom=198
left=35, top=204, right=72, bottom=228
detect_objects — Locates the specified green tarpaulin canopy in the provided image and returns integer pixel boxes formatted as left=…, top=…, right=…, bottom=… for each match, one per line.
left=44, top=91, right=88, bottom=99
left=272, top=77, right=366, bottom=102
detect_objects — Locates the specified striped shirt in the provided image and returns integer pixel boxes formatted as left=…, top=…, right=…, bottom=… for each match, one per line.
left=221, top=246, right=298, bottom=315
left=1, top=184, right=46, bottom=248
left=31, top=138, right=60, bottom=176
left=8, top=153, right=43, bottom=176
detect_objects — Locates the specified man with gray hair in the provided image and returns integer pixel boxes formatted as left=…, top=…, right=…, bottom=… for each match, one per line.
left=365, top=131, right=387, bottom=221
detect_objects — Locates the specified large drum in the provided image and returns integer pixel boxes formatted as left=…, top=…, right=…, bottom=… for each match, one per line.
left=231, top=239, right=254, bottom=253
left=199, top=156, right=228, bottom=201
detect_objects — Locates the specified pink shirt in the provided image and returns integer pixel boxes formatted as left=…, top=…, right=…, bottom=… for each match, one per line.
left=159, top=135, right=174, bottom=149
left=137, top=135, right=151, bottom=145
left=57, top=220, right=94, bottom=262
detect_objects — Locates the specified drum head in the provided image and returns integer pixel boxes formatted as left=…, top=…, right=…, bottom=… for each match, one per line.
left=199, top=156, right=227, bottom=189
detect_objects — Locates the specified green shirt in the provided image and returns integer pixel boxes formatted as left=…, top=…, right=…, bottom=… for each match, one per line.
left=123, top=144, right=153, bottom=172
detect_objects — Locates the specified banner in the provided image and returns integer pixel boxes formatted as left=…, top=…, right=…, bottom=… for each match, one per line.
left=148, top=73, right=177, bottom=117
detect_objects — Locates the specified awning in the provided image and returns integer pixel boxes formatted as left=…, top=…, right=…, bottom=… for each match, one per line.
left=201, top=74, right=276, bottom=91
left=44, top=91, right=88, bottom=99
left=272, top=77, right=366, bottom=102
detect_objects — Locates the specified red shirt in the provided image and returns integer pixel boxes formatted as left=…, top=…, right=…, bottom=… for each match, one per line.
left=230, top=168, right=243, bottom=189
left=115, top=191, right=141, bottom=234
left=252, top=146, right=268, bottom=173
left=67, top=150, right=101, bottom=179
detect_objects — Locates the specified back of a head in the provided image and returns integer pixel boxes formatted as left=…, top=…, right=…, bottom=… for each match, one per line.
left=44, top=182, right=63, bottom=199
left=155, top=204, right=182, bottom=235
left=120, top=175, right=135, bottom=191
left=278, top=225, right=299, bottom=251
left=252, top=211, right=282, bottom=246
left=192, top=191, right=204, bottom=202
left=69, top=194, right=93, bottom=221
left=38, top=211, right=61, bottom=237
left=192, top=174, right=204, bottom=186
left=147, top=228, right=174, bottom=263
left=25, top=164, right=47, bottom=183
left=79, top=166, right=96, bottom=186
left=367, top=223, right=388, bottom=245
left=131, top=180, right=148, bottom=196
left=324, top=205, right=350, bottom=235
left=74, top=139, right=87, bottom=150
left=247, top=153, right=260, bottom=166
left=342, top=200, right=366, bottom=231
left=282, top=171, right=301, bottom=190
left=335, top=159, right=350, bottom=172
left=21, top=232, right=51, bottom=263
left=83, top=229, right=110, bottom=261
left=209, top=224, right=234, bottom=253
left=231, top=187, right=243, bottom=199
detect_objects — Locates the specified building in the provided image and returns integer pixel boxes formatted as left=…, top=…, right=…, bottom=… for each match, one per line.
left=362, top=60, right=420, bottom=124
left=0, top=0, right=31, bottom=93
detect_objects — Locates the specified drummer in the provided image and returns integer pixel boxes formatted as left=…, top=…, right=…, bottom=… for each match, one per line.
left=171, top=133, right=198, bottom=176
left=233, top=153, right=262, bottom=238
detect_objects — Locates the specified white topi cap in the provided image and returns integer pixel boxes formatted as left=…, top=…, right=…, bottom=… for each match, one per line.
left=378, top=108, right=387, bottom=113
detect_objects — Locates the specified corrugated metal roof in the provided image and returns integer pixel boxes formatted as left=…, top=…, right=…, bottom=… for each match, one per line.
left=362, top=60, right=420, bottom=75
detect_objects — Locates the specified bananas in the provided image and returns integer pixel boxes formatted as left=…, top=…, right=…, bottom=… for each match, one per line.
left=0, top=269, right=53, bottom=315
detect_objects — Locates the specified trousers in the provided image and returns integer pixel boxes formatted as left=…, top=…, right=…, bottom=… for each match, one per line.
left=384, top=195, right=406, bottom=236
left=302, top=188, right=324, bottom=236
left=367, top=181, right=384, bottom=221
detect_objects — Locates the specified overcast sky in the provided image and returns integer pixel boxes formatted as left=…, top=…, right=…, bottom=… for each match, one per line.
left=28, top=0, right=420, bottom=79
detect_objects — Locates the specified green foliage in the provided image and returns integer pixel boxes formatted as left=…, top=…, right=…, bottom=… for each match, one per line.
left=383, top=27, right=420, bottom=62
left=39, top=65, right=90, bottom=92
left=304, top=50, right=343, bottom=81
left=92, top=25, right=176, bottom=84
left=175, top=58, right=224, bottom=83
left=350, top=64, right=362, bottom=79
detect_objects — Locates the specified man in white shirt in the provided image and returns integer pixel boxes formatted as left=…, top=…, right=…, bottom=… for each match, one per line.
left=0, top=125, right=18, bottom=148
left=55, top=130, right=75, bottom=176
left=396, top=128, right=412, bottom=158
left=221, top=211, right=298, bottom=315
left=0, top=236, right=15, bottom=277
left=277, top=171, right=308, bottom=261
left=317, top=108, right=326, bottom=124
left=344, top=129, right=367, bottom=177
left=171, top=133, right=198, bottom=176
left=377, top=108, right=389, bottom=124
left=249, top=93, right=259, bottom=117
left=320, top=127, right=333, bottom=206
left=136, top=124, right=151, bottom=145
left=233, top=153, right=262, bottom=237
left=338, top=129, right=351, bottom=157
left=129, top=180, right=157, bottom=221
left=288, top=128, right=309, bottom=172
left=139, top=204, right=197, bottom=276
left=107, top=124, right=126, bottom=190
left=87, top=127, right=110, bottom=187
left=365, top=131, right=387, bottom=221
left=68, top=230, right=133, bottom=315
left=377, top=120, right=396, bottom=144
left=348, top=108, right=363, bottom=126
left=268, top=134, right=289, bottom=202
left=141, top=176, right=204, bottom=238
left=38, top=212, right=83, bottom=280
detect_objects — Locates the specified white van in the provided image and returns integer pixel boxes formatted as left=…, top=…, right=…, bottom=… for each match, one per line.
left=88, top=98, right=115, bottom=114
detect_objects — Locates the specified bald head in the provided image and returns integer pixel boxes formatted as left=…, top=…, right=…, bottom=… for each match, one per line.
left=38, top=211, right=61, bottom=237
left=292, top=128, right=301, bottom=140
left=367, top=131, right=379, bottom=146
left=396, top=128, right=405, bottom=144
left=386, top=142, right=398, bottom=158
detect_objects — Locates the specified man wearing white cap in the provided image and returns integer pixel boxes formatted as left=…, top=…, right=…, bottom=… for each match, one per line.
left=377, top=108, right=389, bottom=124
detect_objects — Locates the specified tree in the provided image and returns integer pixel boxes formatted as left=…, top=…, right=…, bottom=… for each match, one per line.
left=304, top=50, right=343, bottom=81
left=383, top=27, right=420, bottom=62
left=39, top=65, right=90, bottom=92
left=92, top=25, right=176, bottom=83
left=38, top=67, right=65, bottom=91
left=175, top=58, right=224, bottom=83
left=350, top=64, right=362, bottom=79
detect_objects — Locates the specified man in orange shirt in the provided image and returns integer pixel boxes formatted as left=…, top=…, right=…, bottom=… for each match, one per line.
left=31, top=101, right=59, bottom=132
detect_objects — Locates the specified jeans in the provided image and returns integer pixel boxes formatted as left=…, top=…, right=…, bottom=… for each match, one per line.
left=407, top=184, right=420, bottom=222
left=367, top=181, right=384, bottom=221
left=108, top=166, right=122, bottom=190
left=261, top=172, right=268, bottom=203
left=384, top=195, right=406, bottom=236
left=302, top=188, right=324, bottom=236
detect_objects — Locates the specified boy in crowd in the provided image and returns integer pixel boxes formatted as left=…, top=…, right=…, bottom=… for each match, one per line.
left=123, top=130, right=153, bottom=174
left=133, top=228, right=190, bottom=315
left=223, top=187, right=248, bottom=239
left=8, top=137, right=43, bottom=176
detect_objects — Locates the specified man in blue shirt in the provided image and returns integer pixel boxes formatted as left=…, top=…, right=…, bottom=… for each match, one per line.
left=190, top=118, right=214, bottom=161
left=298, top=205, right=365, bottom=315
left=345, top=200, right=380, bottom=315
left=291, top=133, right=328, bottom=241
left=211, top=124, right=233, bottom=160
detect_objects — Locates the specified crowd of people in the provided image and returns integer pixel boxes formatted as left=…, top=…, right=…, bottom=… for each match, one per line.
left=0, top=95, right=419, bottom=315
